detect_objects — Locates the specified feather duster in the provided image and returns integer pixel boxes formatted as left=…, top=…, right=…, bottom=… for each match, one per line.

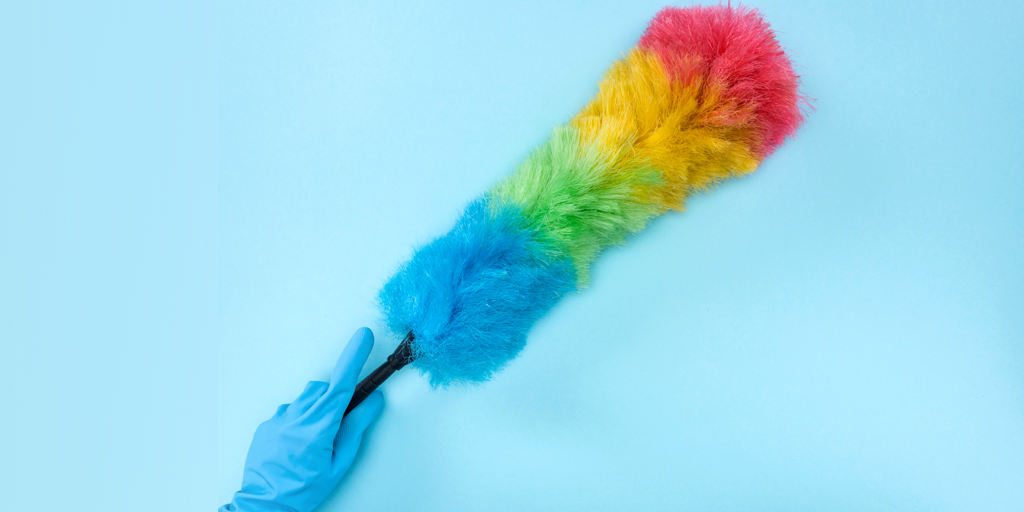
left=346, top=4, right=808, bottom=410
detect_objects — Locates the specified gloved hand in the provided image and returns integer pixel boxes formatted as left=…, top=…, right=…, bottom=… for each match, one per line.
left=220, top=327, right=385, bottom=512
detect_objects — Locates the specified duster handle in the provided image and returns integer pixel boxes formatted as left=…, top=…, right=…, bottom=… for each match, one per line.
left=344, top=331, right=415, bottom=415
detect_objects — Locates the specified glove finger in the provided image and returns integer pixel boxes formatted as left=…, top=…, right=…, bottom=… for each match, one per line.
left=287, top=380, right=329, bottom=417
left=311, top=327, right=374, bottom=420
left=274, top=403, right=290, bottom=417
left=331, top=389, right=384, bottom=476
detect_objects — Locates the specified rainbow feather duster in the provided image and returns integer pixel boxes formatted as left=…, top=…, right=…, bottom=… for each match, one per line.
left=363, top=5, right=807, bottom=395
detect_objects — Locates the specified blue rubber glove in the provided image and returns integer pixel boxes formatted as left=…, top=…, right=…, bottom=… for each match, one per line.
left=220, top=328, right=385, bottom=512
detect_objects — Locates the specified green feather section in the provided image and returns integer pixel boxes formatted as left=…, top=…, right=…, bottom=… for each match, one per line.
left=487, top=125, right=664, bottom=284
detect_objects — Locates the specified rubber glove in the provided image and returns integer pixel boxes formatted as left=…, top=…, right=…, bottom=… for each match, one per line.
left=220, top=327, right=385, bottom=512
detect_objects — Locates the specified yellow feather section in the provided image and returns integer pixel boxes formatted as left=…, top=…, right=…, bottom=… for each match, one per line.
left=571, top=49, right=760, bottom=209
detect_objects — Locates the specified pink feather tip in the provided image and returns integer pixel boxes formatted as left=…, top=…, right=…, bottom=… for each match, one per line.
left=639, top=4, right=809, bottom=158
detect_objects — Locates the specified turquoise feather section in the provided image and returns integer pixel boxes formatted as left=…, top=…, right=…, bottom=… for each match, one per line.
left=377, top=200, right=575, bottom=386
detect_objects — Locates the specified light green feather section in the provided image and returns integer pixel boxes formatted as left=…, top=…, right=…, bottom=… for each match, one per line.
left=487, top=125, right=664, bottom=284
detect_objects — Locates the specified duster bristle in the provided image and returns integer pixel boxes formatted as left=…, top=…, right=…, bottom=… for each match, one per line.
left=638, top=5, right=806, bottom=158
left=378, top=202, right=575, bottom=387
left=490, top=125, right=664, bottom=282
left=378, top=4, right=808, bottom=386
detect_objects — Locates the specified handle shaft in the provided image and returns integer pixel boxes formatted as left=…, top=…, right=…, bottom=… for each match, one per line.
left=344, top=331, right=415, bottom=415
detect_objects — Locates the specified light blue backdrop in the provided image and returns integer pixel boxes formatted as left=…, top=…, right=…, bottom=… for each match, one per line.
left=219, top=1, right=1023, bottom=510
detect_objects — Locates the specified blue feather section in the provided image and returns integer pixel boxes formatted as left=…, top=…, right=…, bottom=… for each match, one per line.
left=378, top=200, right=575, bottom=386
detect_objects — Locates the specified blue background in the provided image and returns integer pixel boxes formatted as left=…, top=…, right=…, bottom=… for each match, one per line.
left=217, top=0, right=1023, bottom=510
left=3, top=0, right=1020, bottom=511
left=3, top=1, right=218, bottom=510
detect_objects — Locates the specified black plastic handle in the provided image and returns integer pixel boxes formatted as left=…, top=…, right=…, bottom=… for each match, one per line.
left=344, top=331, right=415, bottom=415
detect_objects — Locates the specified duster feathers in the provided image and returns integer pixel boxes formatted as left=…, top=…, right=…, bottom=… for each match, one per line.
left=378, top=5, right=807, bottom=386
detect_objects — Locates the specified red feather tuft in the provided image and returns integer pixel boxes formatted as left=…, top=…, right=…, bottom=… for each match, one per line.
left=639, top=4, right=807, bottom=158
